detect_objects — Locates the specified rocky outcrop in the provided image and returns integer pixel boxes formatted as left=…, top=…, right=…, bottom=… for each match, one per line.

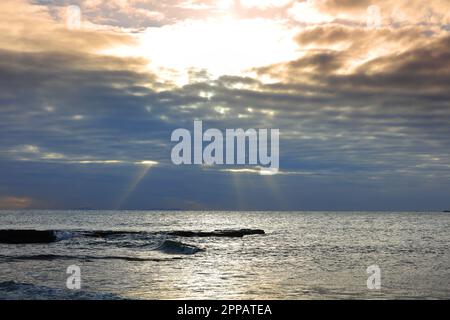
left=0, top=228, right=265, bottom=244
left=0, top=230, right=56, bottom=244
left=166, top=228, right=265, bottom=238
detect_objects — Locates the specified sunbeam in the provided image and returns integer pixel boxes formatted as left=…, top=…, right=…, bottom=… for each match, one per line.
left=115, top=161, right=157, bottom=209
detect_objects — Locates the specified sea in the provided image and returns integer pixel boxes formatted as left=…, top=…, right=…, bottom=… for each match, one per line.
left=0, top=210, right=449, bottom=299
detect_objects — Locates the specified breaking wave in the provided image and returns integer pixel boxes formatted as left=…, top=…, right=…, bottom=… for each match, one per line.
left=158, top=240, right=204, bottom=254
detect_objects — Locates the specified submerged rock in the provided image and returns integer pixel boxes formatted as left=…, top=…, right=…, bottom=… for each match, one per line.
left=83, top=230, right=140, bottom=238
left=0, top=228, right=265, bottom=245
left=0, top=230, right=56, bottom=244
left=167, top=228, right=265, bottom=238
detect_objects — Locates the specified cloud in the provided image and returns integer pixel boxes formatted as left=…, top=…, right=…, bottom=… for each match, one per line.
left=0, top=0, right=136, bottom=53
left=239, top=0, right=292, bottom=9
left=310, top=0, right=450, bottom=25
left=0, top=0, right=449, bottom=210
left=0, top=196, right=39, bottom=209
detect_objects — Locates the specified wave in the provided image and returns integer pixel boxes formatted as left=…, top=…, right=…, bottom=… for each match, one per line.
left=54, top=230, right=81, bottom=241
left=158, top=240, right=204, bottom=254
left=0, top=281, right=123, bottom=300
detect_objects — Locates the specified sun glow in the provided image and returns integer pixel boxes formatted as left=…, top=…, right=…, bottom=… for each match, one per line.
left=101, top=17, right=299, bottom=85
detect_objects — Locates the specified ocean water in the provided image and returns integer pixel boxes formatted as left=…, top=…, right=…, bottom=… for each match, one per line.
left=0, top=210, right=449, bottom=300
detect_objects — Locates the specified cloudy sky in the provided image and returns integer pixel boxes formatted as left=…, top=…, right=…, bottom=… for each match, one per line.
left=1, top=0, right=450, bottom=210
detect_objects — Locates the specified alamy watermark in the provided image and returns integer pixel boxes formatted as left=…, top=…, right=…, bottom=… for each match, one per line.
left=171, top=121, right=279, bottom=174
left=66, top=265, right=81, bottom=290
left=66, top=5, right=81, bottom=30
left=366, top=265, right=381, bottom=290
left=366, top=5, right=382, bottom=29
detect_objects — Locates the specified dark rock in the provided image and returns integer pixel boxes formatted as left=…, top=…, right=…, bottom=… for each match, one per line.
left=83, top=230, right=139, bottom=238
left=167, top=228, right=265, bottom=238
left=0, top=230, right=56, bottom=244
left=0, top=228, right=265, bottom=244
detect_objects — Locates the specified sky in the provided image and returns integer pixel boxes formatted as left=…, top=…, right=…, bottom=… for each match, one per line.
left=0, top=0, right=450, bottom=211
